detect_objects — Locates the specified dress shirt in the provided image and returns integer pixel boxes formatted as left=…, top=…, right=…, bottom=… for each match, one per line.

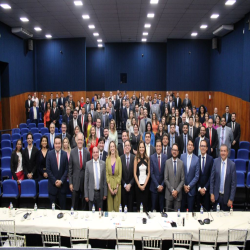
left=170, top=134, right=175, bottom=148
left=73, top=119, right=78, bottom=129
left=99, top=150, right=104, bottom=160
left=62, top=133, right=66, bottom=140
left=187, top=153, right=193, bottom=175
left=189, top=126, right=193, bottom=138
left=50, top=133, right=55, bottom=148
left=33, top=107, right=37, bottom=119
left=104, top=138, right=109, bottom=152
left=93, top=159, right=100, bottom=189
left=198, top=137, right=205, bottom=156
left=146, top=144, right=150, bottom=157
left=96, top=127, right=100, bottom=138
left=55, top=150, right=61, bottom=170
left=124, top=153, right=130, bottom=188
left=28, top=145, right=33, bottom=159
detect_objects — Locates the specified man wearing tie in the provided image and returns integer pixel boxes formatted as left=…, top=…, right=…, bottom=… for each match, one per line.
left=58, top=92, right=65, bottom=115
left=179, top=123, right=192, bottom=154
left=182, top=93, right=192, bottom=110
left=150, top=140, right=168, bottom=212
left=212, top=107, right=218, bottom=123
left=210, top=144, right=236, bottom=211
left=62, top=107, right=73, bottom=129
left=98, top=137, right=108, bottom=161
left=48, top=123, right=56, bottom=150
left=139, top=109, right=151, bottom=136
left=68, top=109, right=82, bottom=138
left=101, top=107, right=109, bottom=129
left=175, top=92, right=182, bottom=112
left=164, top=143, right=185, bottom=211
left=46, top=136, right=68, bottom=210
left=29, top=101, right=39, bottom=126
left=95, top=118, right=104, bottom=139
left=145, top=132, right=156, bottom=157
left=188, top=117, right=198, bottom=140
left=162, top=133, right=172, bottom=159
left=78, top=107, right=87, bottom=133
left=167, top=95, right=175, bottom=113
left=206, top=118, right=218, bottom=158
left=48, top=93, right=54, bottom=108
left=84, top=147, right=107, bottom=211
left=122, top=100, right=131, bottom=131
left=168, top=124, right=181, bottom=153
left=69, top=132, right=90, bottom=210
left=134, top=104, right=140, bottom=124
left=25, top=94, right=33, bottom=120
left=194, top=126, right=211, bottom=156
left=180, top=139, right=200, bottom=212
left=89, top=103, right=97, bottom=122
left=59, top=122, right=71, bottom=142
left=84, top=98, right=90, bottom=113
left=222, top=106, right=231, bottom=123
left=121, top=140, right=135, bottom=212
left=50, top=101, right=60, bottom=129
left=118, top=131, right=128, bottom=157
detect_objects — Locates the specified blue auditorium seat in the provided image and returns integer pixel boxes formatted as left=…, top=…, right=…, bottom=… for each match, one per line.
left=1, top=134, right=11, bottom=141
left=230, top=149, right=235, bottom=160
left=29, top=123, right=36, bottom=129
left=1, top=147, right=12, bottom=158
left=1, top=169, right=12, bottom=181
left=20, top=128, right=29, bottom=135
left=234, top=159, right=247, bottom=173
left=40, top=127, right=49, bottom=135
left=236, top=171, right=245, bottom=188
left=12, top=128, right=20, bottom=134
left=237, top=149, right=249, bottom=160
left=30, top=127, right=39, bottom=134
left=39, top=180, right=49, bottom=198
left=19, top=123, right=27, bottom=129
left=1, top=140, right=11, bottom=149
left=20, top=180, right=37, bottom=198
left=2, top=180, right=19, bottom=198
left=11, top=133, right=21, bottom=141
left=1, top=157, right=11, bottom=169
left=33, top=133, right=42, bottom=142
left=239, top=141, right=250, bottom=151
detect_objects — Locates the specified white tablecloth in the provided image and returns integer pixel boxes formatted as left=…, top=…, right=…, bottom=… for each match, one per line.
left=0, top=208, right=250, bottom=242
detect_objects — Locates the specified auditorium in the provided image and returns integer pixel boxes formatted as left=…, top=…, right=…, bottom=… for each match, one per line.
left=0, top=0, right=250, bottom=249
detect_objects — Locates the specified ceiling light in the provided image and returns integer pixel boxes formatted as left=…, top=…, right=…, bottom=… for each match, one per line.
left=93, top=33, right=99, bottom=36
left=74, top=1, right=83, bottom=6
left=191, top=32, right=198, bottom=36
left=0, top=4, right=11, bottom=9
left=200, top=25, right=208, bottom=29
left=142, top=38, right=147, bottom=42
left=147, top=13, right=155, bottom=18
left=20, top=17, right=29, bottom=22
left=211, top=14, right=219, bottom=19
left=97, top=39, right=102, bottom=42
left=45, top=34, right=52, bottom=38
left=82, top=15, right=90, bottom=19
left=34, top=27, right=42, bottom=31
left=150, top=0, right=159, bottom=4
left=88, top=25, right=95, bottom=29
left=98, top=44, right=103, bottom=47
left=143, top=32, right=148, bottom=36
left=225, top=0, right=236, bottom=5
left=145, top=24, right=151, bottom=28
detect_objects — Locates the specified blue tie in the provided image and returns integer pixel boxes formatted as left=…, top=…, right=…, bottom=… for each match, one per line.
left=202, top=157, right=205, bottom=173
left=95, top=161, right=99, bottom=190
left=184, top=135, right=187, bottom=153
left=187, top=155, right=191, bottom=174
left=174, top=161, right=177, bottom=176
left=220, top=161, right=225, bottom=193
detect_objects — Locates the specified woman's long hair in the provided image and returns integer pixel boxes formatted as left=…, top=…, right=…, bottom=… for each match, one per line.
left=107, top=141, right=118, bottom=159
left=136, top=140, right=149, bottom=161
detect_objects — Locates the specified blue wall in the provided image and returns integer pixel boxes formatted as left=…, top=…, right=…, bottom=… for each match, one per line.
left=0, top=22, right=34, bottom=97
left=35, top=38, right=86, bottom=92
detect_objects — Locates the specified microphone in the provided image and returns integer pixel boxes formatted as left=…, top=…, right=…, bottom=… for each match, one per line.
left=54, top=203, right=62, bottom=210
left=200, top=204, right=213, bottom=224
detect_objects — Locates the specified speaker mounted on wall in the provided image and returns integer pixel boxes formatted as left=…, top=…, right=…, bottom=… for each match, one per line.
left=28, top=39, right=33, bottom=51
left=212, top=38, right=218, bottom=50
left=120, top=73, right=127, bottom=84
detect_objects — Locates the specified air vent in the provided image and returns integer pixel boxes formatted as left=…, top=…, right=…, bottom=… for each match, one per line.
left=213, top=25, right=234, bottom=37
left=11, top=27, right=33, bottom=39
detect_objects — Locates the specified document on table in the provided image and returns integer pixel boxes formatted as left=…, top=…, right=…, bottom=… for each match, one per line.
left=160, top=218, right=173, bottom=228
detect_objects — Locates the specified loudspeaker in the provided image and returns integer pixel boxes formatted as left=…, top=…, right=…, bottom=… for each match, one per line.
left=28, top=39, right=33, bottom=51
left=212, top=38, right=217, bottom=50
left=120, top=73, right=127, bottom=84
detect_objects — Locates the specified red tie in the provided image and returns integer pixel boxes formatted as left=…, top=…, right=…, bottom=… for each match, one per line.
left=158, top=155, right=161, bottom=172
left=209, top=129, right=212, bottom=146
left=56, top=152, right=59, bottom=170
left=79, top=151, right=83, bottom=169
left=81, top=115, right=84, bottom=126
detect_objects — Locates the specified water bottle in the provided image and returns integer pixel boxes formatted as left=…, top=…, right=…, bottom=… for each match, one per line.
left=177, top=209, right=180, bottom=217
left=230, top=205, right=233, bottom=216
left=92, top=204, right=95, bottom=213
left=140, top=203, right=143, bottom=213
left=124, top=205, right=128, bottom=214
left=9, top=202, right=13, bottom=217
left=216, top=203, right=220, bottom=216
left=71, top=207, right=74, bottom=216
left=52, top=203, right=55, bottom=212
left=34, top=203, right=37, bottom=212
left=200, top=206, right=203, bottom=220
left=119, top=204, right=122, bottom=213
left=186, top=209, right=189, bottom=220
left=99, top=208, right=102, bottom=218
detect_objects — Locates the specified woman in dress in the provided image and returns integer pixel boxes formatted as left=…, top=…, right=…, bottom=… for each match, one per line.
left=202, top=112, right=209, bottom=128
left=62, top=137, right=71, bottom=161
left=155, top=122, right=164, bottom=145
left=109, top=119, right=118, bottom=147
left=126, top=110, right=134, bottom=132
left=151, top=112, right=159, bottom=136
left=138, top=107, right=144, bottom=126
left=142, top=122, right=155, bottom=146
left=37, top=135, right=49, bottom=180
left=198, top=105, right=206, bottom=124
left=134, top=140, right=150, bottom=212
left=10, top=139, right=24, bottom=193
left=130, top=124, right=141, bottom=155
left=194, top=114, right=201, bottom=128
left=106, top=141, right=122, bottom=212
left=213, top=115, right=221, bottom=129
left=44, top=102, right=51, bottom=128
left=71, top=125, right=81, bottom=149
left=86, top=126, right=99, bottom=159
left=84, top=113, right=95, bottom=139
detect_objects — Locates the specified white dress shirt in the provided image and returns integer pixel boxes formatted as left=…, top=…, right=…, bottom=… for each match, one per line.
left=93, top=159, right=100, bottom=189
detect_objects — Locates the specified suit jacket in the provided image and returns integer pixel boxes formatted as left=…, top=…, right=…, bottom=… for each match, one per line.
left=50, top=108, right=60, bottom=123
left=113, top=100, right=119, bottom=112
left=95, top=127, right=104, bottom=138
left=210, top=158, right=236, bottom=203
left=99, top=150, right=108, bottom=161
left=197, top=154, right=213, bottom=190
left=182, top=99, right=192, bottom=109
left=118, top=143, right=124, bottom=157
left=167, top=101, right=175, bottom=112
left=23, top=146, right=39, bottom=178
left=147, top=144, right=156, bottom=156
left=180, top=153, right=200, bottom=196
left=101, top=114, right=109, bottom=128
left=194, top=137, right=211, bottom=156
left=150, top=104, right=161, bottom=121
left=48, top=99, right=55, bottom=108
left=59, top=133, right=72, bottom=143
left=121, top=154, right=135, bottom=188
left=84, top=159, right=107, bottom=201
left=167, top=134, right=181, bottom=153
left=40, top=101, right=47, bottom=115
left=222, top=113, right=232, bottom=123
left=89, top=110, right=98, bottom=122
left=29, top=107, right=39, bottom=122
left=216, top=126, right=234, bottom=156
left=179, top=134, right=192, bottom=154
left=48, top=133, right=56, bottom=150
left=227, top=122, right=241, bottom=144
left=206, top=127, right=218, bottom=152
left=122, top=107, right=132, bottom=125
left=68, top=119, right=82, bottom=138
left=84, top=103, right=91, bottom=113
left=58, top=97, right=66, bottom=108
left=188, top=126, right=199, bottom=141
left=46, top=150, right=69, bottom=195
left=164, top=158, right=185, bottom=201
left=10, top=150, right=23, bottom=180
left=139, top=117, right=152, bottom=136
left=150, top=153, right=168, bottom=193
left=175, top=97, right=182, bottom=111
left=78, top=114, right=87, bottom=132
left=25, top=99, right=33, bottom=113
left=162, top=145, right=172, bottom=159
left=69, top=147, right=90, bottom=192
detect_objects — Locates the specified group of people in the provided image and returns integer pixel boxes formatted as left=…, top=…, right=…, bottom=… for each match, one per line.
left=15, top=90, right=240, bottom=212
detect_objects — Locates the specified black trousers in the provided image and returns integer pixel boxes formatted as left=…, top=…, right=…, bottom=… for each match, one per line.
left=121, top=187, right=134, bottom=212
left=49, top=192, right=66, bottom=210
left=72, top=189, right=86, bottom=210
left=196, top=190, right=210, bottom=212
left=88, top=190, right=103, bottom=211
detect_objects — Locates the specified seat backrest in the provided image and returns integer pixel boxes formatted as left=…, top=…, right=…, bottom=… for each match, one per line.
left=40, top=128, right=49, bottom=135
left=142, top=236, right=162, bottom=250
left=36, top=139, right=41, bottom=150
left=41, top=231, right=61, bottom=247
left=234, top=159, right=247, bottom=172
left=69, top=228, right=89, bottom=248
left=7, top=233, right=26, bottom=247
left=38, top=123, right=44, bottom=129
left=0, top=220, right=15, bottom=235
left=20, top=128, right=29, bottom=135
left=12, top=140, right=17, bottom=150
left=172, top=233, right=192, bottom=250
left=28, top=123, right=36, bottom=129
left=230, top=149, right=235, bottom=159
left=228, top=229, right=248, bottom=249
left=1, top=134, right=11, bottom=141
left=11, top=133, right=21, bottom=141
left=19, top=123, right=27, bottom=129
left=1, top=140, right=11, bottom=149
left=20, top=180, right=37, bottom=196
left=39, top=180, right=48, bottom=195
left=33, top=133, right=42, bottom=140
left=2, top=180, right=18, bottom=196
left=30, top=128, right=39, bottom=134
left=1, top=148, right=12, bottom=158
left=1, top=169, right=12, bottom=181
left=116, top=227, right=135, bottom=246
left=1, top=157, right=11, bottom=169
left=239, top=141, right=250, bottom=150
left=198, top=229, right=218, bottom=249
left=12, top=128, right=20, bottom=134
left=247, top=172, right=250, bottom=187
left=236, top=171, right=245, bottom=187
left=237, top=149, right=249, bottom=160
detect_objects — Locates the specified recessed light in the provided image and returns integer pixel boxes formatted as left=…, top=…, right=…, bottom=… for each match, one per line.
left=147, top=13, right=155, bottom=18
left=143, top=32, right=148, bottom=36
left=88, top=25, right=95, bottom=29
left=98, top=44, right=103, bottom=47
left=191, top=32, right=198, bottom=36
left=142, top=38, right=147, bottom=42
left=225, top=0, right=236, bottom=5
left=74, top=1, right=83, bottom=6
left=97, top=39, right=102, bottom=42
left=20, top=17, right=29, bottom=22
left=145, top=24, right=151, bottom=28
left=45, top=34, right=52, bottom=38
left=0, top=4, right=11, bottom=9
left=200, top=25, right=208, bottom=29
left=150, top=0, right=159, bottom=4
left=34, top=27, right=42, bottom=31
left=211, top=14, right=219, bottom=19
left=93, top=33, right=99, bottom=36
left=82, top=15, right=90, bottom=19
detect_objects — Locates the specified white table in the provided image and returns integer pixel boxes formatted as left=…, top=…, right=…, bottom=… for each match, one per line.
left=0, top=208, right=250, bottom=242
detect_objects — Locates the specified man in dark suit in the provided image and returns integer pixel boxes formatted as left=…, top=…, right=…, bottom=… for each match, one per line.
left=62, top=107, right=73, bottom=130
left=118, top=131, right=128, bottom=156
left=40, top=95, right=47, bottom=119
left=222, top=106, right=231, bottom=123
left=48, top=93, right=54, bottom=108
left=101, top=107, right=109, bottom=129
left=167, top=95, right=175, bottom=113
left=150, top=140, right=168, bottom=212
left=182, top=93, right=192, bottom=110
left=69, top=132, right=90, bottom=210
left=179, top=113, right=187, bottom=135
left=175, top=92, right=182, bottom=112
left=84, top=98, right=91, bottom=113
left=122, top=100, right=131, bottom=131
left=95, top=118, right=104, bottom=139
left=180, top=139, right=200, bottom=212
left=194, top=126, right=211, bottom=156
left=121, top=140, right=135, bottom=212
left=196, top=140, right=213, bottom=212
left=59, top=122, right=71, bottom=142
left=210, top=144, right=236, bottom=211
left=112, top=95, right=120, bottom=128
left=68, top=109, right=82, bottom=138
left=211, top=107, right=219, bottom=123
left=179, top=123, right=192, bottom=154
left=29, top=101, right=39, bottom=126
left=89, top=103, right=97, bottom=122
left=145, top=132, right=156, bottom=157
left=188, top=117, right=199, bottom=141
left=227, top=113, right=241, bottom=157
left=168, top=123, right=181, bottom=154
left=50, top=101, right=60, bottom=129
left=206, top=118, right=218, bottom=158
left=161, top=98, right=168, bottom=117
left=23, top=132, right=39, bottom=180
left=162, top=133, right=172, bottom=159
left=25, top=94, right=33, bottom=120
left=48, top=122, right=56, bottom=150
left=46, top=136, right=68, bottom=210
left=78, top=107, right=87, bottom=132
left=58, top=92, right=66, bottom=115
left=98, top=137, right=108, bottom=161
left=68, top=95, right=75, bottom=109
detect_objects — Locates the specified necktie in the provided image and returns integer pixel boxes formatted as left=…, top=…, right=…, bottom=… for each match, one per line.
left=187, top=155, right=191, bottom=174
left=164, top=147, right=166, bottom=155
left=51, top=134, right=54, bottom=148
left=158, top=156, right=161, bottom=172
left=62, top=134, right=65, bottom=140
left=126, top=157, right=129, bottom=170
left=144, top=118, right=147, bottom=127
left=184, top=135, right=187, bottom=153
left=232, top=122, right=235, bottom=132
left=103, top=116, right=105, bottom=127
left=95, top=161, right=99, bottom=190
left=81, top=115, right=84, bottom=126
left=100, top=152, right=102, bottom=160
left=221, top=128, right=225, bottom=145
left=209, top=128, right=212, bottom=146
left=189, top=127, right=192, bottom=138
left=174, top=160, right=176, bottom=176
left=177, top=98, right=178, bottom=107
left=79, top=151, right=83, bottom=169
left=202, top=156, right=205, bottom=173
left=220, top=161, right=225, bottom=193
left=226, top=114, right=228, bottom=122
left=170, top=136, right=173, bottom=148
left=56, top=152, right=59, bottom=169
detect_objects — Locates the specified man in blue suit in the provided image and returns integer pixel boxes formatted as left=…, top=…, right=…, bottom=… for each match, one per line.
left=150, top=140, right=168, bottom=212
left=122, top=100, right=131, bottom=130
left=29, top=101, right=39, bottom=126
left=46, top=136, right=68, bottom=210
left=210, top=144, right=236, bottom=211
left=180, top=139, right=200, bottom=212
left=194, top=126, right=211, bottom=156
left=196, top=140, right=214, bottom=212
